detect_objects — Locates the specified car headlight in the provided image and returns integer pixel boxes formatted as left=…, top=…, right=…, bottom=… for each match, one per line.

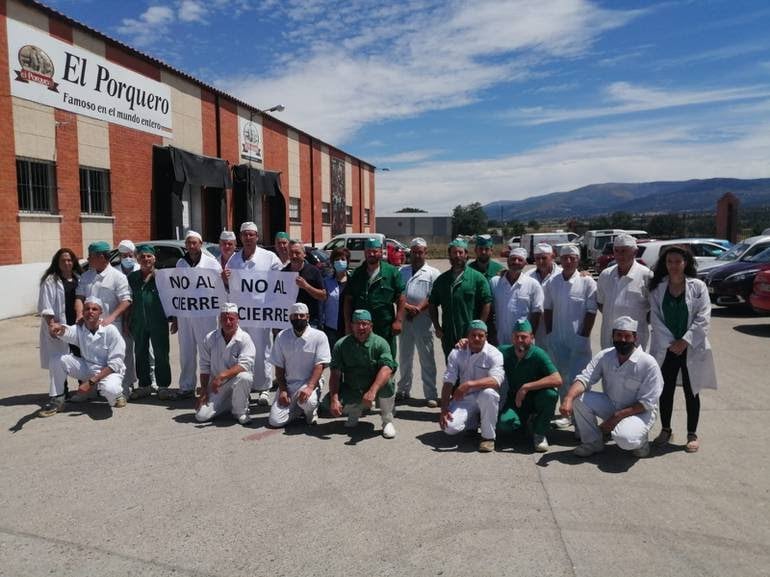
left=725, top=268, right=761, bottom=282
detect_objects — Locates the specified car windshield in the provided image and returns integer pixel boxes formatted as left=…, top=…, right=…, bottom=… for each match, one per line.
left=747, top=246, right=770, bottom=263
left=716, top=242, right=749, bottom=262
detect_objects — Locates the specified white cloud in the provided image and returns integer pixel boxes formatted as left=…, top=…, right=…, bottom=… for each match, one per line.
left=116, top=6, right=175, bottom=47
left=373, top=149, right=444, bottom=164
left=178, top=0, right=208, bottom=23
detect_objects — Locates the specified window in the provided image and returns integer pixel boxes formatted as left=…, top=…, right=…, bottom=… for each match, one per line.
left=289, top=197, right=301, bottom=222
left=17, top=158, right=56, bottom=213
left=80, top=167, right=111, bottom=215
left=364, top=208, right=370, bottom=226
left=345, top=205, right=353, bottom=225
left=321, top=202, right=331, bottom=224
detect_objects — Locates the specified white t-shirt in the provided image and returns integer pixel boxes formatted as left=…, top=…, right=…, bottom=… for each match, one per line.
left=490, top=273, right=544, bottom=346
left=270, top=326, right=331, bottom=390
left=544, top=271, right=598, bottom=342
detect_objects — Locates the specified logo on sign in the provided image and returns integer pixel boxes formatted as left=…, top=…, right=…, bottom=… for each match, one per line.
left=15, top=44, right=59, bottom=92
left=241, top=121, right=262, bottom=160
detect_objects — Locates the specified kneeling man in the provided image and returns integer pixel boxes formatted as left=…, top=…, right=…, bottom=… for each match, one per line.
left=329, top=309, right=398, bottom=439
left=43, top=296, right=126, bottom=414
left=497, top=319, right=562, bottom=452
left=439, top=320, right=504, bottom=452
left=269, top=303, right=331, bottom=427
left=560, top=316, right=663, bottom=458
left=195, top=303, right=255, bottom=425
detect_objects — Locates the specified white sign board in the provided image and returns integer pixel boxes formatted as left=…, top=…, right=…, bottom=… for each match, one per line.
left=228, top=270, right=298, bottom=329
left=239, top=116, right=263, bottom=163
left=7, top=18, right=173, bottom=137
left=155, top=268, right=222, bottom=318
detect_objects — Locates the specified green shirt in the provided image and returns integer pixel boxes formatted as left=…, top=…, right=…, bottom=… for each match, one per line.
left=331, top=332, right=397, bottom=402
left=127, top=270, right=168, bottom=334
left=499, top=344, right=557, bottom=404
left=469, top=259, right=504, bottom=281
left=429, top=266, right=492, bottom=347
left=347, top=261, right=405, bottom=338
left=662, top=290, right=688, bottom=340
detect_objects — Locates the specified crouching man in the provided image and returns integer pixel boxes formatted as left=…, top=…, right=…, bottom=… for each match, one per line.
left=560, top=316, right=663, bottom=458
left=42, top=296, right=126, bottom=414
left=439, top=320, right=504, bottom=453
left=195, top=303, right=255, bottom=425
left=269, top=303, right=331, bottom=427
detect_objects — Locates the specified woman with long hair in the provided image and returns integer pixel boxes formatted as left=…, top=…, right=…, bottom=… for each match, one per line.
left=649, top=245, right=717, bottom=452
left=37, top=248, right=83, bottom=417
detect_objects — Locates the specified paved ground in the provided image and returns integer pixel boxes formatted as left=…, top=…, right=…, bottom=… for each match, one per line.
left=2, top=261, right=770, bottom=577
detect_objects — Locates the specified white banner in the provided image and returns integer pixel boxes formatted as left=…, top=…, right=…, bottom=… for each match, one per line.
left=155, top=268, right=222, bottom=318
left=7, top=18, right=173, bottom=137
left=239, top=116, right=263, bottom=163
left=228, top=270, right=298, bottom=329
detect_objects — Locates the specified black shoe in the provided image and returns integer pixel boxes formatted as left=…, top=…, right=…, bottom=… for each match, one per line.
left=38, top=395, right=65, bottom=417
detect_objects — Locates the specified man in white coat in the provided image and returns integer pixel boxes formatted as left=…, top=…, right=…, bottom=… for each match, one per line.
left=396, top=238, right=440, bottom=407
left=439, top=320, right=505, bottom=453
left=223, top=221, right=283, bottom=405
left=170, top=230, right=222, bottom=400
left=490, top=248, right=544, bottom=347
left=527, top=242, right=561, bottom=352
left=113, top=239, right=141, bottom=394
left=560, top=316, right=664, bottom=458
left=268, top=303, right=331, bottom=428
left=41, top=296, right=126, bottom=415
left=596, top=234, right=652, bottom=349
left=195, top=303, right=255, bottom=425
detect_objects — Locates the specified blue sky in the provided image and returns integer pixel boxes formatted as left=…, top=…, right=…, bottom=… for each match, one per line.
left=44, top=0, right=770, bottom=213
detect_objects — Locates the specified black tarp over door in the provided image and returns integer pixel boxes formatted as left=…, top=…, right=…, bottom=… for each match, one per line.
left=231, top=165, right=285, bottom=241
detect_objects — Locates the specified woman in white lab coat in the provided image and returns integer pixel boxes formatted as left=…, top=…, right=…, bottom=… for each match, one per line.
left=649, top=245, right=717, bottom=452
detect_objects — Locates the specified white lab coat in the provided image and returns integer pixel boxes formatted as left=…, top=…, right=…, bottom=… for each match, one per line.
left=649, top=277, right=718, bottom=395
left=490, top=273, right=544, bottom=346
left=597, top=261, right=652, bottom=349
left=526, top=264, right=561, bottom=351
left=38, top=274, right=77, bottom=369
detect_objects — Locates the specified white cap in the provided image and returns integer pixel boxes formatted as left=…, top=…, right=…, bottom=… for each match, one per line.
left=219, top=230, right=236, bottom=241
left=290, top=302, right=309, bottom=316
left=534, top=243, right=553, bottom=256
left=240, top=221, right=258, bottom=233
left=185, top=230, right=202, bottom=242
left=220, top=302, right=239, bottom=314
left=118, top=240, right=135, bottom=254
left=612, top=315, right=638, bottom=332
left=410, top=237, right=427, bottom=248
left=510, top=247, right=528, bottom=259
left=560, top=243, right=580, bottom=257
left=84, top=296, right=103, bottom=309
left=614, top=234, right=637, bottom=248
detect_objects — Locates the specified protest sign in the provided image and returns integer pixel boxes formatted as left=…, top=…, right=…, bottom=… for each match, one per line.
left=156, top=268, right=222, bottom=318
left=228, top=270, right=299, bottom=329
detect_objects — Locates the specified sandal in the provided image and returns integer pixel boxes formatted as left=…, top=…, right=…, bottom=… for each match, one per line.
left=652, top=428, right=672, bottom=447
left=685, top=434, right=699, bottom=453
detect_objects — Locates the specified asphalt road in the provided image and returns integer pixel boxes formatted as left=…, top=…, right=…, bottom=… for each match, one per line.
left=1, top=260, right=769, bottom=577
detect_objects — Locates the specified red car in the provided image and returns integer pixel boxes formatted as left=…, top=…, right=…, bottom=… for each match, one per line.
left=749, top=269, right=770, bottom=314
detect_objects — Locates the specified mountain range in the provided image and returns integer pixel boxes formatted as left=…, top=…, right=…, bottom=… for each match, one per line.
left=484, top=178, right=770, bottom=221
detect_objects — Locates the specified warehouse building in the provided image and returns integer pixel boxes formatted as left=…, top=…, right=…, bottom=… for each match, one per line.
left=376, top=213, right=452, bottom=246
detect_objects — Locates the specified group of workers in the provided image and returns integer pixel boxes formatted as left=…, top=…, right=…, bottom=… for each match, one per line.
left=36, top=226, right=718, bottom=457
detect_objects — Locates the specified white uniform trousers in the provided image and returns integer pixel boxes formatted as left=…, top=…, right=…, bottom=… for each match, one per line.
left=343, top=394, right=396, bottom=426
left=244, top=327, right=273, bottom=392
left=195, top=372, right=253, bottom=422
left=573, top=390, right=655, bottom=450
left=49, top=354, right=124, bottom=406
left=444, top=388, right=500, bottom=440
left=177, top=317, right=216, bottom=392
left=269, top=383, right=320, bottom=427
left=549, top=335, right=592, bottom=399
left=396, top=314, right=437, bottom=400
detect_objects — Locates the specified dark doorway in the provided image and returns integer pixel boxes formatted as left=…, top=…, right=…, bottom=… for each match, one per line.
left=232, top=165, right=285, bottom=242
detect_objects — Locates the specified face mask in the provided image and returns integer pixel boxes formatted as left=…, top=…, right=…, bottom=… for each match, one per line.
left=121, top=257, right=136, bottom=269
left=291, top=318, right=308, bottom=332
left=333, top=260, right=348, bottom=273
left=613, top=340, right=635, bottom=356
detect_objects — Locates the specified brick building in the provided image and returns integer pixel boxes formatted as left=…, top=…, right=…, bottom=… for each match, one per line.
left=0, top=0, right=376, bottom=267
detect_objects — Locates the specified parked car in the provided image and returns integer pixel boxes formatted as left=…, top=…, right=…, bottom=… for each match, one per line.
left=697, top=235, right=770, bottom=274
left=520, top=231, right=579, bottom=263
left=263, top=244, right=332, bottom=277
left=635, top=239, right=730, bottom=270
left=501, top=236, right=521, bottom=257
left=322, top=233, right=387, bottom=267
left=749, top=269, right=770, bottom=314
left=594, top=239, right=653, bottom=274
left=701, top=246, right=770, bottom=307
left=582, top=229, right=649, bottom=264
left=86, top=240, right=219, bottom=271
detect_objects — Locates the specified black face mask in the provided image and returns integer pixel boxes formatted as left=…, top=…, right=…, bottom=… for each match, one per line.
left=613, top=340, right=635, bottom=356
left=291, top=318, right=308, bottom=333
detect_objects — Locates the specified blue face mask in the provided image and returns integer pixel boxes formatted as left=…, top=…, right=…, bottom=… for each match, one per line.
left=121, top=257, right=136, bottom=269
left=333, top=260, right=348, bottom=273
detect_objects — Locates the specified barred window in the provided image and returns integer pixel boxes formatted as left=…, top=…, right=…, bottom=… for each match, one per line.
left=321, top=202, right=331, bottom=224
left=17, top=158, right=56, bottom=213
left=345, top=205, right=353, bottom=225
left=289, top=197, right=301, bottom=222
left=364, top=208, right=371, bottom=225
left=80, top=167, right=111, bottom=215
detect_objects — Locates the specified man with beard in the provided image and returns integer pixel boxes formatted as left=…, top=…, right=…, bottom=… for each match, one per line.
left=283, top=240, right=326, bottom=328
left=274, top=232, right=291, bottom=267
left=526, top=243, right=561, bottom=352
left=560, top=316, right=663, bottom=458
left=429, top=239, right=492, bottom=359
left=469, top=234, right=504, bottom=280
left=497, top=319, right=562, bottom=453
left=344, top=237, right=405, bottom=356
left=490, top=248, right=544, bottom=347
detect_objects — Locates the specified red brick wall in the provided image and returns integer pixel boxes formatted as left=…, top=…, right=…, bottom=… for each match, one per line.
left=312, top=142, right=323, bottom=240
left=105, top=44, right=161, bottom=80
left=299, top=134, right=316, bottom=244
left=263, top=117, right=288, bottom=234
left=54, top=109, right=82, bottom=251
left=368, top=168, right=375, bottom=232
left=351, top=159, right=362, bottom=232
left=0, top=3, right=21, bottom=264
left=219, top=98, right=239, bottom=229
left=201, top=89, right=217, bottom=157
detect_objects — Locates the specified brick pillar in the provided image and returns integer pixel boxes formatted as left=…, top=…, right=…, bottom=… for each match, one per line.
left=716, top=192, right=740, bottom=243
left=54, top=109, right=82, bottom=251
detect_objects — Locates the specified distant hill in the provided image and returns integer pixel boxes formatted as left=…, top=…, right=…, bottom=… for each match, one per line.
left=484, top=178, right=770, bottom=221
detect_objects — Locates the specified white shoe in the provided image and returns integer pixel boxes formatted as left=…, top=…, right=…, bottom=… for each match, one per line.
left=573, top=442, right=604, bottom=457
left=344, top=414, right=359, bottom=428
left=237, top=413, right=251, bottom=425
left=255, top=391, right=270, bottom=406
left=382, top=422, right=396, bottom=439
left=113, top=395, right=127, bottom=408
left=632, top=440, right=650, bottom=458
left=306, top=408, right=318, bottom=425
left=533, top=434, right=549, bottom=453
left=552, top=417, right=571, bottom=429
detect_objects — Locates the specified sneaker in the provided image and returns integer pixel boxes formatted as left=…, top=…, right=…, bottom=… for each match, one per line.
left=552, top=417, right=571, bottom=430
left=685, top=434, right=699, bottom=453
left=533, top=434, right=549, bottom=453
left=573, top=442, right=604, bottom=457
left=306, top=408, right=318, bottom=425
left=632, top=440, right=650, bottom=458
left=652, top=428, right=672, bottom=447
left=175, top=389, right=194, bottom=400
left=426, top=399, right=439, bottom=409
left=38, top=396, right=65, bottom=417
left=157, top=387, right=175, bottom=401
left=382, top=422, right=396, bottom=439
left=395, top=391, right=410, bottom=404
left=129, top=386, right=153, bottom=400
left=479, top=438, right=495, bottom=452
left=255, top=390, right=270, bottom=406
left=237, top=413, right=251, bottom=425
left=344, top=414, right=360, bottom=428
left=113, top=395, right=127, bottom=408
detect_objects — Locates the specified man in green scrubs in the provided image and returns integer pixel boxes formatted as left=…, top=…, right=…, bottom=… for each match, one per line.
left=469, top=234, right=504, bottom=280
left=344, top=238, right=405, bottom=357
left=429, top=239, right=492, bottom=359
left=329, top=309, right=399, bottom=439
left=497, top=319, right=562, bottom=452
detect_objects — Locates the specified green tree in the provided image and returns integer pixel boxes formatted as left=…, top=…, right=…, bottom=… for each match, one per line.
left=452, top=203, right=488, bottom=236
left=508, top=220, right=526, bottom=236
left=527, top=219, right=541, bottom=231
left=396, top=207, right=428, bottom=213
left=646, top=214, right=684, bottom=238
left=610, top=211, right=634, bottom=229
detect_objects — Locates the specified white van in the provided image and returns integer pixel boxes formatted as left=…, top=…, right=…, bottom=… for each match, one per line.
left=520, top=231, right=578, bottom=262
left=322, top=233, right=386, bottom=267
left=582, top=229, right=649, bottom=264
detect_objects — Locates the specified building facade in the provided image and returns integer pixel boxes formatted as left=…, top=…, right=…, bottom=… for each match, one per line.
left=0, top=0, right=375, bottom=267
left=376, top=213, right=452, bottom=246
